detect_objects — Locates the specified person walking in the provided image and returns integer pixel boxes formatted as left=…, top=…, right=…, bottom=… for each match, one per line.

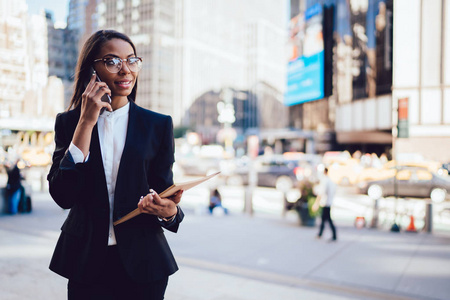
left=5, top=159, right=24, bottom=214
left=47, top=30, right=184, bottom=300
left=314, top=167, right=337, bottom=241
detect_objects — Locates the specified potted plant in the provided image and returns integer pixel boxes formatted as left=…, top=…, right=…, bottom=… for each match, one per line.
left=294, top=180, right=321, bottom=226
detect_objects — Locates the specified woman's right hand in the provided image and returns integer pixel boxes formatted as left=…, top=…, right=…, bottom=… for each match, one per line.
left=79, top=73, right=112, bottom=126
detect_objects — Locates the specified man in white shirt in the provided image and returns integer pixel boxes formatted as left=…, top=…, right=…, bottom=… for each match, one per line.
left=316, top=168, right=337, bottom=241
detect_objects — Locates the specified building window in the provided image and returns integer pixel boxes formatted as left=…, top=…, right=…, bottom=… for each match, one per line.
left=117, top=13, right=124, bottom=24
left=132, top=23, right=140, bottom=34
left=132, top=9, right=139, bottom=21
left=117, top=0, right=125, bottom=10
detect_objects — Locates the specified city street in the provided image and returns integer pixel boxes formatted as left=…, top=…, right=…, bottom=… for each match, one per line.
left=1, top=182, right=450, bottom=300
left=2, top=0, right=450, bottom=299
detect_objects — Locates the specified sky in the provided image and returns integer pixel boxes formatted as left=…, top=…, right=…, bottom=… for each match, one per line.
left=26, top=0, right=69, bottom=28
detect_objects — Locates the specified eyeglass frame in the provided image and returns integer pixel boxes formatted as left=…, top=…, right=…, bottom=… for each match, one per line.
left=92, top=56, right=143, bottom=73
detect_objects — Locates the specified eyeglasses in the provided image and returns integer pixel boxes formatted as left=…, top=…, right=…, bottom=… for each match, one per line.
left=93, top=56, right=143, bottom=73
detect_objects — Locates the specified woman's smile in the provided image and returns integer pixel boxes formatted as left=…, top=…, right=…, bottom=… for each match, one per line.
left=114, top=79, right=133, bottom=89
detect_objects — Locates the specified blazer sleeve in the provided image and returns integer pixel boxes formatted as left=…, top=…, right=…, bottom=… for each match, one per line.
left=148, top=115, right=175, bottom=188
left=47, top=113, right=91, bottom=209
left=157, top=205, right=184, bottom=233
left=148, top=115, right=184, bottom=232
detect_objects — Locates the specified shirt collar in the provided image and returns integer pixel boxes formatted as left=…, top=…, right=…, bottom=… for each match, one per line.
left=100, top=101, right=130, bottom=119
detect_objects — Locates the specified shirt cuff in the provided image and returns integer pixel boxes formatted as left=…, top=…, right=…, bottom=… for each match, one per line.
left=157, top=206, right=178, bottom=224
left=69, top=142, right=90, bottom=163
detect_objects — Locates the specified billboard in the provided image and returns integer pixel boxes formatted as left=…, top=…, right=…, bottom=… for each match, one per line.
left=285, top=4, right=324, bottom=106
left=335, top=0, right=393, bottom=102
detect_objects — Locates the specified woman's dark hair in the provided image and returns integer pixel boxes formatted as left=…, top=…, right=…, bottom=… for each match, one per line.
left=67, top=30, right=139, bottom=111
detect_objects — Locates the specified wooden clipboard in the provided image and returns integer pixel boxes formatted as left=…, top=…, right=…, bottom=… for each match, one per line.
left=113, top=171, right=220, bottom=226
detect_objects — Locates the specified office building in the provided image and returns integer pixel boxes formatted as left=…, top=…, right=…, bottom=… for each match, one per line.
left=286, top=0, right=393, bottom=154
left=392, top=0, right=450, bottom=162
left=97, top=0, right=178, bottom=119
left=96, top=0, right=287, bottom=136
left=181, top=0, right=288, bottom=139
left=0, top=0, right=29, bottom=119
left=0, top=0, right=64, bottom=151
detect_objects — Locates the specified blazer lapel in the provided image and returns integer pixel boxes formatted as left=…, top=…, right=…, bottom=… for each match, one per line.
left=114, top=101, right=138, bottom=208
left=90, top=123, right=109, bottom=206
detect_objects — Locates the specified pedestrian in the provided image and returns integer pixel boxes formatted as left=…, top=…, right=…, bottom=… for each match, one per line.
left=314, top=167, right=337, bottom=241
left=5, top=159, right=24, bottom=215
left=208, top=188, right=228, bottom=215
left=47, top=30, right=184, bottom=300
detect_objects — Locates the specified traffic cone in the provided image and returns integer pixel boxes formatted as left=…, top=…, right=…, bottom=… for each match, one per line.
left=406, top=215, right=417, bottom=233
left=355, top=216, right=365, bottom=229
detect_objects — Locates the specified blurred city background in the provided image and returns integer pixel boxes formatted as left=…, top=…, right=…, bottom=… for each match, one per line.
left=1, top=0, right=450, bottom=299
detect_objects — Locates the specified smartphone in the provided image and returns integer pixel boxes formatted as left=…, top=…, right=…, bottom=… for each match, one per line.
left=89, top=67, right=111, bottom=115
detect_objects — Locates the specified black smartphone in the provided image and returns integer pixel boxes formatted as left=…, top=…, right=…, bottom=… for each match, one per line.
left=88, top=67, right=111, bottom=115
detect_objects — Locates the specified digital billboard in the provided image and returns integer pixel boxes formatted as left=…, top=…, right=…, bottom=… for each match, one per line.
left=285, top=4, right=324, bottom=106
left=335, top=0, right=393, bottom=102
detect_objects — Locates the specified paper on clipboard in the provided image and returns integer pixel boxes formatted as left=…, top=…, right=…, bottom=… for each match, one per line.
left=114, top=171, right=220, bottom=226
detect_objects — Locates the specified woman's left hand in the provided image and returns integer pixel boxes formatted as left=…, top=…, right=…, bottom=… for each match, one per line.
left=138, top=189, right=183, bottom=219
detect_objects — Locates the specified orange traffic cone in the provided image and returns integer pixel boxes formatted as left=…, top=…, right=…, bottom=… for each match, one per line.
left=406, top=215, right=417, bottom=233
left=355, top=216, right=366, bottom=229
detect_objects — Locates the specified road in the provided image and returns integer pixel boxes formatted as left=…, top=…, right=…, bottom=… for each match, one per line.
left=177, top=173, right=450, bottom=234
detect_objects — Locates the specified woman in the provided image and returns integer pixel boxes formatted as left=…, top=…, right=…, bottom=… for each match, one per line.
left=47, top=30, right=184, bottom=300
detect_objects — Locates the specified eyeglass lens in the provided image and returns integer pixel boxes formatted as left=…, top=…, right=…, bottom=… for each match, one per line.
left=105, top=57, right=142, bottom=73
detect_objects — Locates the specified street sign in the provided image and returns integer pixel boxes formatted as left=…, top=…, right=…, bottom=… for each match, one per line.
left=397, top=97, right=409, bottom=138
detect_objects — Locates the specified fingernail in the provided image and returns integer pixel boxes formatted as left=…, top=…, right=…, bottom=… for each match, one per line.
left=150, top=189, right=156, bottom=195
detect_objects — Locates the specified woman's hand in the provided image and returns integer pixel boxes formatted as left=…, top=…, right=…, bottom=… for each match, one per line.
left=79, top=72, right=112, bottom=126
left=71, top=73, right=113, bottom=158
left=138, top=189, right=183, bottom=219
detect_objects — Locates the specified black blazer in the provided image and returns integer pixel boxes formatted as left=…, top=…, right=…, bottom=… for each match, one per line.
left=47, top=101, right=184, bottom=284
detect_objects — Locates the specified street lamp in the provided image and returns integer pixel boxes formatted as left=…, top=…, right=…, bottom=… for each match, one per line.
left=217, top=88, right=236, bottom=150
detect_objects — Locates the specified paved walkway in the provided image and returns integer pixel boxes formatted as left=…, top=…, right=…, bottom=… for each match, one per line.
left=1, top=192, right=450, bottom=300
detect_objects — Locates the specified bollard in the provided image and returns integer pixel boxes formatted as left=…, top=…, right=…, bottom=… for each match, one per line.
left=244, top=161, right=256, bottom=216
left=370, top=198, right=379, bottom=228
left=424, top=202, right=433, bottom=233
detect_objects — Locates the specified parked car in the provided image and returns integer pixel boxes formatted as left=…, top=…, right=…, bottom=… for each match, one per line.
left=322, top=151, right=362, bottom=185
left=327, top=158, right=363, bottom=185
left=358, top=160, right=448, bottom=184
left=442, top=162, right=450, bottom=174
left=230, top=154, right=320, bottom=191
left=359, top=166, right=450, bottom=202
left=176, top=145, right=225, bottom=176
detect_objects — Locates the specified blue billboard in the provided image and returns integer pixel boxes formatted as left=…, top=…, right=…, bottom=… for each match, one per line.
left=285, top=4, right=324, bottom=106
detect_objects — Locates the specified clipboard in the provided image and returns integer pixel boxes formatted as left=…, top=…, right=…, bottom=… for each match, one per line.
left=113, top=171, right=220, bottom=226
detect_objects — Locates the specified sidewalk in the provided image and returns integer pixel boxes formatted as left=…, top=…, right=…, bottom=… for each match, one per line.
left=1, top=192, right=450, bottom=300
left=165, top=210, right=450, bottom=300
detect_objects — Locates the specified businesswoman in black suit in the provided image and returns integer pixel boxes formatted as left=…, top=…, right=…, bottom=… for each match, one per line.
left=47, top=30, right=184, bottom=300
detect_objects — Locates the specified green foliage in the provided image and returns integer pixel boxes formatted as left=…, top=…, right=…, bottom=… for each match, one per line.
left=307, top=196, right=321, bottom=217
left=173, top=126, right=191, bottom=139
left=295, top=179, right=321, bottom=218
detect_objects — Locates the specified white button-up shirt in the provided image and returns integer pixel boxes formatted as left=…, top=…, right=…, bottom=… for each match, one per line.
left=68, top=102, right=130, bottom=246
left=318, top=175, right=336, bottom=207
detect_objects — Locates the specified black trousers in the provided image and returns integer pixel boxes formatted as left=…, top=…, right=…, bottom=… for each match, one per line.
left=68, top=246, right=168, bottom=300
left=318, top=206, right=337, bottom=240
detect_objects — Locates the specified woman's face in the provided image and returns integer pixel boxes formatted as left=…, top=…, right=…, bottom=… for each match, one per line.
left=93, top=38, right=138, bottom=100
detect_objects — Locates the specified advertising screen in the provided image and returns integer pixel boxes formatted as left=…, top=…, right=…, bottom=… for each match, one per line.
left=335, top=0, right=393, bottom=102
left=285, top=4, right=324, bottom=106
